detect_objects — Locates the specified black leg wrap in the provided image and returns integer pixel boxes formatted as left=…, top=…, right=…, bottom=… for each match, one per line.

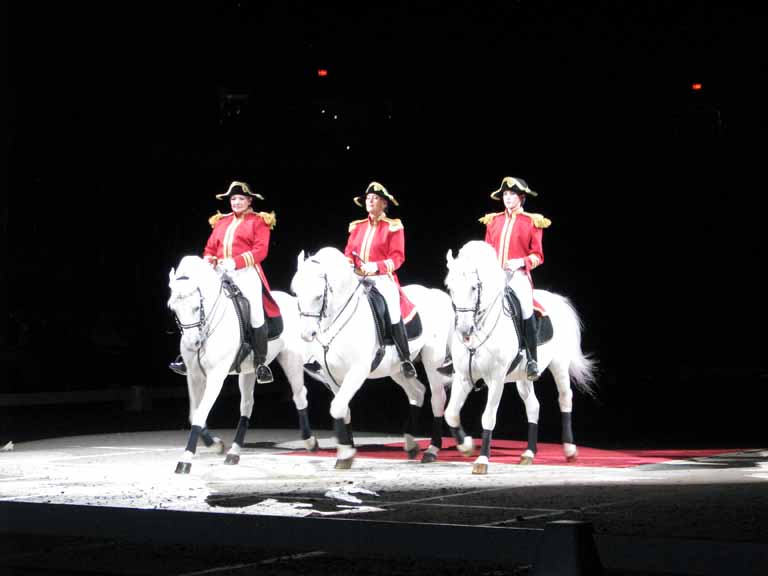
left=334, top=418, right=351, bottom=446
left=200, top=427, right=214, bottom=447
left=186, top=425, right=202, bottom=454
left=480, top=429, right=492, bottom=458
left=449, top=425, right=466, bottom=445
left=431, top=417, right=444, bottom=449
left=561, top=412, right=574, bottom=445
left=527, top=422, right=539, bottom=454
left=233, top=416, right=250, bottom=447
left=404, top=404, right=421, bottom=436
left=298, top=408, right=312, bottom=440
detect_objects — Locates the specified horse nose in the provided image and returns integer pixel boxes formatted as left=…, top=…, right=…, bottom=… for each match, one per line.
left=459, top=325, right=474, bottom=341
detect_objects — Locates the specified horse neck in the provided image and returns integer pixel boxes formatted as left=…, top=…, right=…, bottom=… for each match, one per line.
left=323, top=267, right=364, bottom=327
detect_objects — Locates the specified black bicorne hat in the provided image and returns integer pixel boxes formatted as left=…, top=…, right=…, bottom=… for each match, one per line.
left=353, top=181, right=399, bottom=207
left=215, top=181, right=265, bottom=201
left=490, top=176, right=538, bottom=200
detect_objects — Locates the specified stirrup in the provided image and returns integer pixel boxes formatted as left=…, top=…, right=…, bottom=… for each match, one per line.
left=526, top=360, right=539, bottom=381
left=256, top=364, right=274, bottom=384
left=401, top=360, right=417, bottom=379
left=436, top=359, right=453, bottom=376
left=303, top=359, right=322, bottom=373
left=169, top=357, right=187, bottom=376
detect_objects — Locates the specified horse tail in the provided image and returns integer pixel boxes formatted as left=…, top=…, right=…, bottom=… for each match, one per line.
left=540, top=291, right=598, bottom=396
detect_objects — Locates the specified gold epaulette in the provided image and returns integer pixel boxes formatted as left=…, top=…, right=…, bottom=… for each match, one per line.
left=478, top=212, right=502, bottom=226
left=208, top=211, right=230, bottom=228
left=523, top=212, right=552, bottom=229
left=348, top=218, right=368, bottom=233
left=259, top=211, right=276, bottom=230
left=382, top=217, right=403, bottom=232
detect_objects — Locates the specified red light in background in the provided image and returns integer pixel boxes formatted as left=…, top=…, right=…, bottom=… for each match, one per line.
left=317, top=69, right=328, bottom=77
left=691, top=83, right=702, bottom=91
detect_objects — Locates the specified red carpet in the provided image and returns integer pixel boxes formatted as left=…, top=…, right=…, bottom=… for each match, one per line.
left=285, top=438, right=738, bottom=468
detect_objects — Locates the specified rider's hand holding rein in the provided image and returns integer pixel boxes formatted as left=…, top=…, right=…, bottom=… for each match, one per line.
left=360, top=261, right=378, bottom=275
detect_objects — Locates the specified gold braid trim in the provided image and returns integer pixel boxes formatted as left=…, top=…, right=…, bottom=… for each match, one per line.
left=208, top=211, right=230, bottom=228
left=479, top=212, right=502, bottom=226
left=523, top=212, right=552, bottom=229
left=382, top=217, right=403, bottom=232
left=348, top=218, right=367, bottom=233
left=259, top=211, right=277, bottom=230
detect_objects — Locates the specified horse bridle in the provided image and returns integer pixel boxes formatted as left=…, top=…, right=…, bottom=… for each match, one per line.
left=451, top=268, right=505, bottom=390
left=297, top=272, right=331, bottom=323
left=171, top=275, right=226, bottom=345
left=296, top=268, right=365, bottom=389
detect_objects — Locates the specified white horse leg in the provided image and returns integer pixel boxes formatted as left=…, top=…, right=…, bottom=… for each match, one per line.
left=176, top=366, right=229, bottom=474
left=224, top=372, right=256, bottom=465
left=330, top=367, right=368, bottom=469
left=516, top=379, right=540, bottom=465
left=421, top=364, right=449, bottom=463
left=549, top=358, right=578, bottom=461
left=445, top=376, right=475, bottom=457
left=391, top=372, right=426, bottom=459
left=276, top=349, right=318, bottom=452
left=473, top=378, right=505, bottom=475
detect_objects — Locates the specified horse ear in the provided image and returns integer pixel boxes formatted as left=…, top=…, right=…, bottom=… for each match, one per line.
left=446, top=249, right=454, bottom=268
left=169, top=267, right=176, bottom=282
left=297, top=250, right=305, bottom=270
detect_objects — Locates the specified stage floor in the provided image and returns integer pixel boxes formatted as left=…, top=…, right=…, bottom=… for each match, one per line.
left=1, top=429, right=766, bottom=575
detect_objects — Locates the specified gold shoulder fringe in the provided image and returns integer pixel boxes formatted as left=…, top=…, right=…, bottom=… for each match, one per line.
left=523, top=212, right=552, bottom=229
left=208, top=211, right=229, bottom=228
left=478, top=212, right=502, bottom=226
left=348, top=218, right=367, bottom=233
left=259, top=211, right=276, bottom=230
left=383, top=217, right=403, bottom=232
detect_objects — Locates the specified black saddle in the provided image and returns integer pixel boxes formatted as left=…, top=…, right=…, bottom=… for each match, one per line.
left=503, top=287, right=553, bottom=347
left=222, top=276, right=283, bottom=373
left=364, top=282, right=422, bottom=371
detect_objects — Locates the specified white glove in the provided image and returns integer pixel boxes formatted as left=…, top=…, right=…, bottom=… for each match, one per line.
left=361, top=261, right=378, bottom=274
left=219, top=258, right=236, bottom=272
left=505, top=258, right=525, bottom=271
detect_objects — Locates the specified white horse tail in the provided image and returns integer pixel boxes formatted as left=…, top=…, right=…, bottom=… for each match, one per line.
left=536, top=290, right=598, bottom=395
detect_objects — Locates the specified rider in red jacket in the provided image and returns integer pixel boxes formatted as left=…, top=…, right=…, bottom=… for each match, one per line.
left=344, top=181, right=417, bottom=378
left=170, top=181, right=277, bottom=384
left=481, top=177, right=551, bottom=380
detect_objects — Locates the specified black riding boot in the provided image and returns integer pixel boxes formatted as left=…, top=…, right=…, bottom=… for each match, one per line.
left=251, top=324, right=274, bottom=384
left=392, top=321, right=417, bottom=378
left=523, top=315, right=539, bottom=381
left=169, top=355, right=187, bottom=376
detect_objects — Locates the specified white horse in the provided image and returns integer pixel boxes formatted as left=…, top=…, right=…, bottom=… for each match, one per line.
left=291, top=247, right=454, bottom=469
left=167, top=255, right=321, bottom=474
left=444, top=240, right=597, bottom=474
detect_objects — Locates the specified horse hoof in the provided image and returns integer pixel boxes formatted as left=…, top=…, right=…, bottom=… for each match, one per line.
left=224, top=454, right=240, bottom=465
left=421, top=451, right=438, bottom=464
left=472, top=463, right=488, bottom=475
left=566, top=452, right=578, bottom=463
left=175, top=461, right=191, bottom=474
left=334, top=458, right=354, bottom=470
left=406, top=447, right=420, bottom=460
left=519, top=455, right=534, bottom=465
left=305, top=436, right=319, bottom=452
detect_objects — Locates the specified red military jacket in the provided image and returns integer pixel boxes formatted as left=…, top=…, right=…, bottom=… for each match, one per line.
left=481, top=208, right=551, bottom=276
left=344, top=214, right=415, bottom=321
left=203, top=209, right=280, bottom=318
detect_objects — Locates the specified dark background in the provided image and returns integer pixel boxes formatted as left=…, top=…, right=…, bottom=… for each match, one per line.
left=3, top=1, right=766, bottom=447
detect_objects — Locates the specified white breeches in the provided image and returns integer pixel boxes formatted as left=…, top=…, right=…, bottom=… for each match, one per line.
left=507, top=270, right=533, bottom=319
left=370, top=275, right=401, bottom=324
left=230, top=267, right=264, bottom=327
